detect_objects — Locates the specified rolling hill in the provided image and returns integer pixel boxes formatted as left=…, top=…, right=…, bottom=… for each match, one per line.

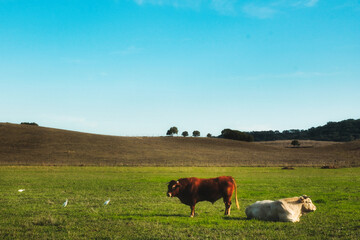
left=0, top=123, right=359, bottom=167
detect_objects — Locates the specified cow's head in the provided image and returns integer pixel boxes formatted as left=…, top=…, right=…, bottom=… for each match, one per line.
left=167, top=180, right=180, bottom=197
left=299, top=195, right=317, bottom=212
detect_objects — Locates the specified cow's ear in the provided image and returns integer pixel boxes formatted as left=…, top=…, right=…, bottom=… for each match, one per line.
left=299, top=196, right=305, bottom=202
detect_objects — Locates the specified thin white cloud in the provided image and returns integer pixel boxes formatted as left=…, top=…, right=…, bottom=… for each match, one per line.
left=242, top=0, right=320, bottom=19
left=110, top=46, right=142, bottom=56
left=132, top=0, right=235, bottom=14
left=131, top=0, right=320, bottom=17
left=242, top=4, right=277, bottom=19
left=241, top=124, right=275, bottom=132
left=235, top=71, right=339, bottom=81
left=41, top=115, right=99, bottom=129
left=132, top=0, right=202, bottom=8
left=334, top=1, right=360, bottom=11
left=293, top=0, right=319, bottom=7
left=61, top=58, right=84, bottom=64
left=305, top=0, right=319, bottom=7
left=210, top=0, right=236, bottom=15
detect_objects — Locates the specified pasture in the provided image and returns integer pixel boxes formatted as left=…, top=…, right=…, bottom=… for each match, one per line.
left=0, top=166, right=359, bottom=239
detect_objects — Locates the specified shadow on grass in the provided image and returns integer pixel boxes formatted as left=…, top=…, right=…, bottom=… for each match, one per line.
left=223, top=216, right=248, bottom=221
left=117, top=213, right=249, bottom=221
left=153, top=213, right=188, bottom=218
left=117, top=213, right=188, bottom=218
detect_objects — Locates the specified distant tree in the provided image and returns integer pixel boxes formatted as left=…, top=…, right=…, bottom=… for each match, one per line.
left=171, top=126, right=178, bottom=135
left=182, top=131, right=189, bottom=137
left=21, top=122, right=38, bottom=126
left=166, top=126, right=178, bottom=136
left=291, top=140, right=300, bottom=147
left=220, top=129, right=254, bottom=142
left=207, top=133, right=212, bottom=138
left=193, top=130, right=200, bottom=137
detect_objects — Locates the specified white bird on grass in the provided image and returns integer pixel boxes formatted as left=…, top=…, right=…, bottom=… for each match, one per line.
left=18, top=189, right=25, bottom=192
left=104, top=199, right=110, bottom=206
left=63, top=199, right=68, bottom=207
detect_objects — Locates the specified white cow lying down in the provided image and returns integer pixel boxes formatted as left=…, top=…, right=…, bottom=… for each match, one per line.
left=245, top=195, right=316, bottom=222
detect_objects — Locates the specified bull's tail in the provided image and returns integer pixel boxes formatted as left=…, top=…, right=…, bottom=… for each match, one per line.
left=232, top=177, right=240, bottom=209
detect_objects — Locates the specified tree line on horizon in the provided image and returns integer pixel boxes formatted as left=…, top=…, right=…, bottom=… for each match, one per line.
left=166, top=127, right=202, bottom=138
left=247, top=119, right=360, bottom=142
left=166, top=119, right=360, bottom=142
left=166, top=126, right=254, bottom=142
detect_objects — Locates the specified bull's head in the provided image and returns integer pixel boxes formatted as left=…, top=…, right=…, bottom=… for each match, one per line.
left=167, top=180, right=180, bottom=197
left=299, top=195, right=317, bottom=212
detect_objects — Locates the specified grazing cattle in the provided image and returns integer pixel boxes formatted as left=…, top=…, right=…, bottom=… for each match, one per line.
left=167, top=176, right=239, bottom=217
left=245, top=195, right=316, bottom=222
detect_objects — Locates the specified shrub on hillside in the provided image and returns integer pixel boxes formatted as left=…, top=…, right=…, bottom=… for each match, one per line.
left=291, top=140, right=300, bottom=147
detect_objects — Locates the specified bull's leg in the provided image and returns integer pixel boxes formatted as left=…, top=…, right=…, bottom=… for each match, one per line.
left=224, top=199, right=232, bottom=216
left=224, top=185, right=234, bottom=216
left=190, top=205, right=195, bottom=217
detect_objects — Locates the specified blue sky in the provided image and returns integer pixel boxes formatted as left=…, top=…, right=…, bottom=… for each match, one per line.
left=1, top=0, right=359, bottom=136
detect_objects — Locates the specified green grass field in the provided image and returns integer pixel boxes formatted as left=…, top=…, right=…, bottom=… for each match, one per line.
left=0, top=167, right=359, bottom=239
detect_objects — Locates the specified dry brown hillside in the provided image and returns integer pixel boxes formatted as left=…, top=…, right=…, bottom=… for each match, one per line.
left=0, top=123, right=359, bottom=167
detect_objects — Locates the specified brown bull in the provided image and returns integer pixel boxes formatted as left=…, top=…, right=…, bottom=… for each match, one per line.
left=167, top=176, right=239, bottom=217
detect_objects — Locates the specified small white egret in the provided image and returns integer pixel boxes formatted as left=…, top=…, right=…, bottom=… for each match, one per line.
left=104, top=199, right=110, bottom=206
left=18, top=189, right=25, bottom=192
left=63, top=199, right=68, bottom=207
